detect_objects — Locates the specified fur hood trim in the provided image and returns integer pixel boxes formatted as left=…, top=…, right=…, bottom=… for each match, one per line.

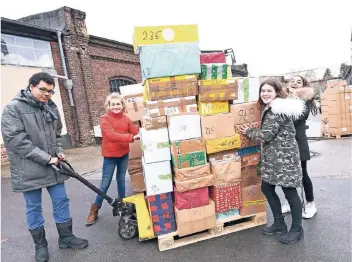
left=271, top=98, right=305, bottom=120
left=287, top=87, right=315, bottom=101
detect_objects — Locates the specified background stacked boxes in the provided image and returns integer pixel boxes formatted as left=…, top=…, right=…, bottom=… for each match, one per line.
left=132, top=24, right=266, bottom=239
left=320, top=79, right=352, bottom=137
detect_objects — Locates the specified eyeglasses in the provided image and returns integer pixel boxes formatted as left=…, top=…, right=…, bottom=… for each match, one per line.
left=36, top=86, right=55, bottom=95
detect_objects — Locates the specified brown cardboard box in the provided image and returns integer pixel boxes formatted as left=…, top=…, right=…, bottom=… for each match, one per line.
left=171, top=139, right=206, bottom=169
left=130, top=172, right=146, bottom=192
left=145, top=75, right=198, bottom=101
left=327, top=79, right=348, bottom=88
left=125, top=100, right=145, bottom=122
left=128, top=158, right=142, bottom=172
left=129, top=140, right=142, bottom=160
left=210, top=159, right=241, bottom=186
left=241, top=166, right=261, bottom=188
left=208, top=149, right=239, bottom=162
left=198, top=79, right=238, bottom=102
left=230, top=102, right=261, bottom=125
left=200, top=113, right=235, bottom=140
left=240, top=185, right=266, bottom=216
left=175, top=199, right=217, bottom=237
left=235, top=122, right=261, bottom=148
left=174, top=173, right=214, bottom=193
left=241, top=153, right=260, bottom=168
left=346, top=85, right=352, bottom=93
left=174, top=163, right=211, bottom=181
left=142, top=115, right=167, bottom=130
left=145, top=96, right=198, bottom=117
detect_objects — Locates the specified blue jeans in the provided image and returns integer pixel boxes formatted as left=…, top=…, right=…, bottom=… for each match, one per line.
left=23, top=183, right=71, bottom=230
left=94, top=154, right=129, bottom=205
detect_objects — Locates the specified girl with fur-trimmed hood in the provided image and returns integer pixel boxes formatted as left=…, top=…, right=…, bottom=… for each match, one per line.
left=239, top=78, right=304, bottom=244
left=281, top=75, right=317, bottom=219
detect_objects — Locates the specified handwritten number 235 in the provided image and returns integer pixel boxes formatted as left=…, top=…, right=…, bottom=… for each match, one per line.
left=143, top=31, right=162, bottom=41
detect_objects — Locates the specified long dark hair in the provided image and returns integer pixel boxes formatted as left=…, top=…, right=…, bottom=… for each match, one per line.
left=257, top=78, right=288, bottom=110
left=293, top=75, right=318, bottom=116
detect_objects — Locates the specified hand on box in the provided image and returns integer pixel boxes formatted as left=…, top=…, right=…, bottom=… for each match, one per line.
left=239, top=124, right=250, bottom=135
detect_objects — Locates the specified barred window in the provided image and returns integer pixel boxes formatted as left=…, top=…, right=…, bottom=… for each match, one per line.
left=109, top=77, right=136, bottom=93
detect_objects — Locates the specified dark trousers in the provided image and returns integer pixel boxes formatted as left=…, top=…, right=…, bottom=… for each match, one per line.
left=261, top=181, right=302, bottom=229
left=301, top=161, right=314, bottom=202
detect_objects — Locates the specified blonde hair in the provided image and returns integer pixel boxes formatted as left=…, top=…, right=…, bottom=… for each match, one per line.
left=104, top=92, right=125, bottom=112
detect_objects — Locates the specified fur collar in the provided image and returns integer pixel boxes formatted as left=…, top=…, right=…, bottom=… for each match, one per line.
left=270, top=98, right=305, bottom=120
left=287, top=87, right=315, bottom=101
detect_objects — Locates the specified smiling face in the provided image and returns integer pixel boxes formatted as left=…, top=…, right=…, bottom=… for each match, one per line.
left=30, top=80, right=55, bottom=103
left=108, top=98, right=123, bottom=114
left=290, top=76, right=304, bottom=89
left=260, top=84, right=277, bottom=104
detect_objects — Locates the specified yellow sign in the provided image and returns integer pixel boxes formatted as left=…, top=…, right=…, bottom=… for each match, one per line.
left=205, top=134, right=241, bottom=154
left=133, top=24, right=199, bottom=54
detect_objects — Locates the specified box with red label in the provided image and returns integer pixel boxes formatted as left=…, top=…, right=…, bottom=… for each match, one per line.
left=200, top=52, right=226, bottom=64
left=174, top=186, right=210, bottom=210
left=210, top=182, right=242, bottom=213
left=148, top=193, right=176, bottom=236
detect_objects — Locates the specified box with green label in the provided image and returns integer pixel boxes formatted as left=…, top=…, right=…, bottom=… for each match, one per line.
left=171, top=138, right=207, bottom=169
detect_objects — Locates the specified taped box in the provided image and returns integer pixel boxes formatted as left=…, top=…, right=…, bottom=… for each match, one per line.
left=140, top=128, right=171, bottom=164
left=200, top=52, right=226, bottom=64
left=129, top=139, right=142, bottom=160
left=174, top=174, right=214, bottom=193
left=171, top=138, right=206, bottom=169
left=201, top=113, right=235, bottom=140
left=174, top=186, right=209, bottom=210
left=174, top=163, right=211, bottom=181
left=125, top=100, right=145, bottom=122
left=205, top=134, right=241, bottom=154
left=167, top=113, right=201, bottom=141
left=235, top=122, right=261, bottom=148
left=241, top=166, right=261, bottom=188
left=128, top=158, right=142, bottom=172
left=241, top=152, right=260, bottom=168
left=120, top=83, right=144, bottom=101
left=142, top=115, right=167, bottom=130
left=230, top=102, right=261, bottom=125
left=200, top=63, right=228, bottom=80
left=210, top=157, right=241, bottom=186
left=145, top=96, right=197, bottom=117
left=143, top=159, right=173, bottom=196
left=240, top=184, right=266, bottom=216
left=199, top=79, right=238, bottom=102
left=144, top=75, right=198, bottom=101
left=148, top=193, right=176, bottom=236
left=175, top=199, right=217, bottom=237
left=210, top=182, right=242, bottom=213
left=130, top=172, right=146, bottom=192
left=199, top=101, right=229, bottom=116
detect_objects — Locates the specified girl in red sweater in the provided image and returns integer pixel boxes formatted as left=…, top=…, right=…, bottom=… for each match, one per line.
left=86, top=93, right=139, bottom=226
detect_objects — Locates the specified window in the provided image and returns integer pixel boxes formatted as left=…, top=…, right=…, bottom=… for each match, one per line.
left=109, top=77, right=136, bottom=93
left=1, top=34, right=54, bottom=68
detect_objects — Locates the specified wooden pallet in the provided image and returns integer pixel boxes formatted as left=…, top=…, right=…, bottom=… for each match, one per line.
left=158, top=212, right=266, bottom=251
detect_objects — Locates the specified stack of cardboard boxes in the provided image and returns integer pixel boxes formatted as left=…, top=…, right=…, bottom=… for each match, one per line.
left=321, top=79, right=352, bottom=137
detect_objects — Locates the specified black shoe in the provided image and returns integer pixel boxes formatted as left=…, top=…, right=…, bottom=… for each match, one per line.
left=262, top=216, right=288, bottom=236
left=280, top=226, right=304, bottom=244
left=29, top=226, right=49, bottom=262
left=56, top=219, right=88, bottom=249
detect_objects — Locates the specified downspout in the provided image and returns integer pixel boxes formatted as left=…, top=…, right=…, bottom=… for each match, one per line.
left=57, top=30, right=80, bottom=147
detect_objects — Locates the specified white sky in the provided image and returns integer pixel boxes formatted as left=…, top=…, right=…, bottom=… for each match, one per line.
left=1, top=0, right=351, bottom=76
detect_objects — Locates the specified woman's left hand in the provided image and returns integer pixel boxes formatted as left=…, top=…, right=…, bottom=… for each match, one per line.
left=238, top=124, right=250, bottom=135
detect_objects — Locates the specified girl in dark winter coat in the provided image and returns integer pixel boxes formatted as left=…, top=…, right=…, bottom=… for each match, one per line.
left=281, top=75, right=317, bottom=219
left=239, top=79, right=305, bottom=244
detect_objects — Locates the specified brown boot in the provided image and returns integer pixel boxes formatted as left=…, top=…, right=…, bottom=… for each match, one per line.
left=85, top=204, right=101, bottom=226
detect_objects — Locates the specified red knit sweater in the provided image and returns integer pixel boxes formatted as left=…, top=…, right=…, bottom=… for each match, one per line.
left=100, top=111, right=139, bottom=157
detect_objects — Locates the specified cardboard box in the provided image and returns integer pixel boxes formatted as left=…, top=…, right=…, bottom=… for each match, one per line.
left=327, top=79, right=348, bottom=89
left=241, top=152, right=260, bottom=168
left=233, top=77, right=260, bottom=104
left=216, top=209, right=240, bottom=220
left=198, top=79, right=238, bottom=102
left=120, top=83, right=143, bottom=100
left=145, top=96, right=197, bottom=117
left=237, top=146, right=260, bottom=156
left=210, top=182, right=242, bottom=213
left=235, top=122, right=261, bottom=148
left=142, top=115, right=167, bottom=130
left=148, top=193, right=176, bottom=236
left=175, top=199, right=217, bottom=237
left=167, top=113, right=201, bottom=141
left=205, top=134, right=241, bottom=154
left=140, top=128, right=171, bottom=164
left=200, top=52, right=226, bottom=64
left=198, top=101, right=229, bottom=116
left=345, top=85, right=352, bottom=93
left=143, top=159, right=173, bottom=196
left=208, top=150, right=239, bottom=163
left=210, top=158, right=241, bottom=186
left=125, top=100, right=145, bottom=122
left=230, top=102, right=261, bottom=125
left=200, top=63, right=228, bottom=80
left=240, top=185, right=266, bottom=216
left=201, top=113, right=235, bottom=140
left=328, top=127, right=352, bottom=136
left=241, top=166, right=261, bottom=188
left=128, top=158, right=142, bottom=172
left=174, top=186, right=209, bottom=210
left=174, top=163, right=211, bottom=181
left=133, top=24, right=199, bottom=54
left=174, top=174, right=214, bottom=193
left=130, top=172, right=146, bottom=192
left=171, top=138, right=206, bottom=169
left=129, top=139, right=142, bottom=160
